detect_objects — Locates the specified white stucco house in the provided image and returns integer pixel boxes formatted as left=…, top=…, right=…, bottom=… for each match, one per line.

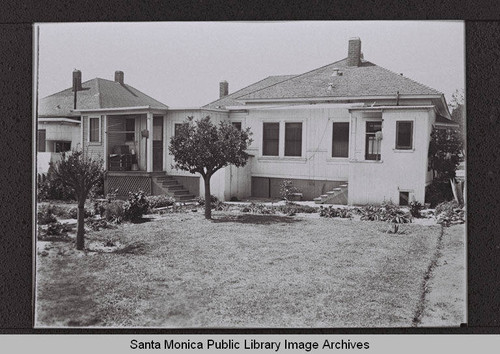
left=38, top=37, right=458, bottom=205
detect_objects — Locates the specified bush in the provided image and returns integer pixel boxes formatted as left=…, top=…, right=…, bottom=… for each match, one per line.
left=275, top=203, right=317, bottom=215
left=240, top=202, right=275, bottom=214
left=123, top=191, right=149, bottom=222
left=196, top=195, right=219, bottom=207
left=425, top=180, right=454, bottom=208
left=37, top=172, right=75, bottom=202
left=360, top=202, right=412, bottom=224
left=319, top=206, right=352, bottom=218
left=435, top=200, right=464, bottom=227
left=279, top=180, right=301, bottom=202
left=86, top=218, right=116, bottom=231
left=409, top=201, right=423, bottom=218
left=38, top=222, right=72, bottom=241
left=38, top=204, right=58, bottom=225
left=147, top=195, right=176, bottom=210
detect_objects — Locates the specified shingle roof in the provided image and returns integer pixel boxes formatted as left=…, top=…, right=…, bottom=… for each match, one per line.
left=203, top=75, right=296, bottom=109
left=39, top=78, right=168, bottom=117
left=236, top=58, right=442, bottom=101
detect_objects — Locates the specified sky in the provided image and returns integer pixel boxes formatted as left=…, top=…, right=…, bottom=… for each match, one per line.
left=36, top=21, right=465, bottom=107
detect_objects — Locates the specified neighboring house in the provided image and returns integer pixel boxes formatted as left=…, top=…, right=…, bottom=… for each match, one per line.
left=37, top=37, right=459, bottom=205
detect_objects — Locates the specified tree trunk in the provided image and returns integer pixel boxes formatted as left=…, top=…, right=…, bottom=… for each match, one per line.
left=204, top=176, right=212, bottom=219
left=76, top=202, right=85, bottom=250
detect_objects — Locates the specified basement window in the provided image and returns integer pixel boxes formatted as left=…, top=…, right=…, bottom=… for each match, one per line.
left=399, top=191, right=409, bottom=206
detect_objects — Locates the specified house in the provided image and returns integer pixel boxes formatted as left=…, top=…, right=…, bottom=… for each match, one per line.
left=38, top=37, right=458, bottom=205
left=202, top=37, right=459, bottom=205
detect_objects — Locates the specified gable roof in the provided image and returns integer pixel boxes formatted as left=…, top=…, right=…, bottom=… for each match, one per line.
left=38, top=78, right=168, bottom=117
left=235, top=58, right=442, bottom=102
left=203, top=75, right=296, bottom=109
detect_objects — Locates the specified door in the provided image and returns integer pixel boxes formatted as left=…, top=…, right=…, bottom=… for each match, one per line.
left=153, top=116, right=163, bottom=171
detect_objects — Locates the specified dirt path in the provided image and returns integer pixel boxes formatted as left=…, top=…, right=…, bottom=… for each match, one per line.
left=414, top=224, right=466, bottom=327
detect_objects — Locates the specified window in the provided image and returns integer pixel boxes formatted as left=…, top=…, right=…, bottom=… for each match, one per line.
left=54, top=141, right=71, bottom=153
left=396, top=121, right=413, bottom=149
left=285, top=123, right=302, bottom=157
left=89, top=117, right=100, bottom=142
left=37, top=129, right=46, bottom=152
left=125, top=118, right=135, bottom=141
left=365, top=121, right=382, bottom=160
left=232, top=122, right=242, bottom=131
left=332, top=122, right=349, bottom=157
left=174, top=123, right=183, bottom=136
left=263, top=122, right=279, bottom=156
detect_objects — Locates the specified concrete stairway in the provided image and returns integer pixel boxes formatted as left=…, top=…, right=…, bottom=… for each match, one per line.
left=153, top=175, right=196, bottom=202
left=314, top=182, right=348, bottom=205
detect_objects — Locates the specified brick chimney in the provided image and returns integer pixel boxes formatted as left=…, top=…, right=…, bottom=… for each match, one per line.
left=72, top=69, right=82, bottom=91
left=115, top=70, right=124, bottom=84
left=347, top=37, right=361, bottom=67
left=219, top=80, right=229, bottom=98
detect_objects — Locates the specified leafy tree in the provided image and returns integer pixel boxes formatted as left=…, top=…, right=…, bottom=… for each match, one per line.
left=169, top=116, right=252, bottom=219
left=51, top=150, right=104, bottom=250
left=428, top=127, right=463, bottom=180
left=449, top=89, right=465, bottom=146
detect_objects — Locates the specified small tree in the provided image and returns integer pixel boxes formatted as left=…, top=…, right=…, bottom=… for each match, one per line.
left=428, top=127, right=463, bottom=180
left=51, top=150, right=104, bottom=250
left=169, top=116, right=252, bottom=219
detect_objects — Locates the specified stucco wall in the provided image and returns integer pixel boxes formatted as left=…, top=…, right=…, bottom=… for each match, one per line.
left=348, top=109, right=432, bottom=205
left=39, top=121, right=81, bottom=152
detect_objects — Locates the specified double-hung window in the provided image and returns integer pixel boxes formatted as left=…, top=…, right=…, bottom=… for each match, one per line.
left=365, top=121, right=382, bottom=160
left=284, top=122, right=302, bottom=157
left=89, top=117, right=100, bottom=142
left=332, top=122, right=349, bottom=158
left=262, top=122, right=280, bottom=156
left=395, top=121, right=413, bottom=150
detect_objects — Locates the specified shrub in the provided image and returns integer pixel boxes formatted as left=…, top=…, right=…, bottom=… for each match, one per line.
left=360, top=203, right=412, bottom=224
left=279, top=180, right=301, bottom=202
left=38, top=222, right=72, bottom=241
left=123, top=191, right=149, bottom=222
left=319, top=206, right=352, bottom=218
left=425, top=180, right=454, bottom=208
left=86, top=218, right=116, bottom=231
left=275, top=203, right=317, bottom=215
left=38, top=204, right=57, bottom=225
left=240, top=202, right=275, bottom=214
left=196, top=195, right=219, bottom=207
left=409, top=201, right=423, bottom=218
left=147, top=195, right=176, bottom=210
left=435, top=200, right=461, bottom=215
left=37, top=172, right=75, bottom=202
left=68, top=207, right=92, bottom=219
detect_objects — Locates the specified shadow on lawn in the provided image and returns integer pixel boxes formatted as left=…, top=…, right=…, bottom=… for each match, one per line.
left=212, top=214, right=300, bottom=225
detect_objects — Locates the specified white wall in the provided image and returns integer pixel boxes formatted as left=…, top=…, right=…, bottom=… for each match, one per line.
left=348, top=109, right=433, bottom=205
left=39, top=121, right=81, bottom=152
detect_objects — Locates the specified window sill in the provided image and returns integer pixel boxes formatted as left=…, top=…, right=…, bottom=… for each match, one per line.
left=88, top=141, right=102, bottom=146
left=326, top=157, right=349, bottom=163
left=393, top=148, right=414, bottom=153
left=349, top=159, right=384, bottom=164
left=258, top=156, right=307, bottom=163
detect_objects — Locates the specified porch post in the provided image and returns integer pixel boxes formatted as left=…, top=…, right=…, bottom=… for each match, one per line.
left=146, top=112, right=153, bottom=172
left=103, top=115, right=108, bottom=171
left=163, top=114, right=167, bottom=171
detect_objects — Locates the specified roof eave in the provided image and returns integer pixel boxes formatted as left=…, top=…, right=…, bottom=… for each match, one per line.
left=238, top=94, right=443, bottom=103
left=72, top=105, right=168, bottom=113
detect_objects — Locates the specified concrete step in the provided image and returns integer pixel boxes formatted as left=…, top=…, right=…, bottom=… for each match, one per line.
left=320, top=194, right=328, bottom=199
left=172, top=189, right=190, bottom=196
left=164, top=184, right=184, bottom=190
left=178, top=194, right=195, bottom=201
left=314, top=197, right=323, bottom=204
left=161, top=179, right=178, bottom=185
left=340, top=184, right=348, bottom=188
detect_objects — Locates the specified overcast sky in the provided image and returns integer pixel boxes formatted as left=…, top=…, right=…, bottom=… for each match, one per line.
left=36, top=21, right=464, bottom=107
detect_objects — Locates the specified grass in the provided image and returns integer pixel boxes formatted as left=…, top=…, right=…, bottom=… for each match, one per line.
left=36, top=210, right=443, bottom=328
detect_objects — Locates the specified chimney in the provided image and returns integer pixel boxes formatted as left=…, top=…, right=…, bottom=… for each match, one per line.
left=72, top=69, right=82, bottom=91
left=347, top=37, right=361, bottom=67
left=115, top=70, right=124, bottom=84
left=219, top=80, right=228, bottom=98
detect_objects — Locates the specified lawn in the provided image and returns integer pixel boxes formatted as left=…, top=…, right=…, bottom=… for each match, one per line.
left=36, top=209, right=445, bottom=328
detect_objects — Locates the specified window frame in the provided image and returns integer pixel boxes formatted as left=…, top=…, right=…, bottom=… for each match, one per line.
left=395, top=121, right=414, bottom=150
left=88, top=116, right=101, bottom=143
left=331, top=121, right=350, bottom=158
left=262, top=122, right=280, bottom=157
left=365, top=121, right=382, bottom=161
left=125, top=118, right=136, bottom=142
left=37, top=129, right=46, bottom=152
left=284, top=122, right=303, bottom=157
left=231, top=121, right=242, bottom=131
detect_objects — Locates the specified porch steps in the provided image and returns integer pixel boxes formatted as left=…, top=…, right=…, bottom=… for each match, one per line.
left=154, top=175, right=196, bottom=202
left=314, top=182, right=348, bottom=205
